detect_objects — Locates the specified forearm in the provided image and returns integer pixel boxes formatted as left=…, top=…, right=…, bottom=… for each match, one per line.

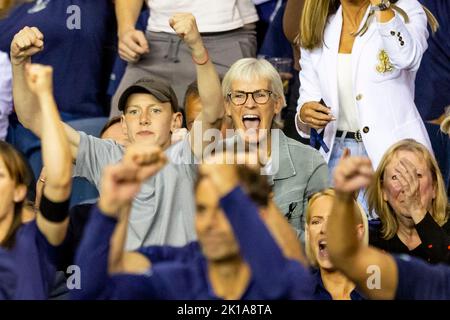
left=72, top=206, right=117, bottom=299
left=193, top=44, right=224, bottom=126
left=116, top=0, right=144, bottom=36
left=12, top=62, right=42, bottom=135
left=375, top=3, right=428, bottom=71
left=283, top=0, right=305, bottom=44
left=220, top=187, right=290, bottom=291
left=39, top=93, right=72, bottom=201
left=328, top=195, right=362, bottom=267
left=108, top=205, right=131, bottom=273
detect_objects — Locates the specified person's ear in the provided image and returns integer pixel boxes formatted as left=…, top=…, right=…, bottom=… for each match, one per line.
left=171, top=112, right=183, bottom=131
left=273, top=95, right=283, bottom=115
left=121, top=114, right=128, bottom=136
left=356, top=223, right=365, bottom=241
left=13, top=184, right=27, bottom=204
left=224, top=98, right=233, bottom=117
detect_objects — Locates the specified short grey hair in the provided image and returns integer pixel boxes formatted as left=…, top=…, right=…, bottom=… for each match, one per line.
left=222, top=58, right=287, bottom=108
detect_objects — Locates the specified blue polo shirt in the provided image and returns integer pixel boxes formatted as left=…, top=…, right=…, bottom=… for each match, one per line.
left=395, top=254, right=450, bottom=300
left=0, top=0, right=116, bottom=118
left=74, top=188, right=315, bottom=300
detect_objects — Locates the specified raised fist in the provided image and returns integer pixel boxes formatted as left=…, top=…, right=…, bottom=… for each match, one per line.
left=10, top=26, right=44, bottom=65
left=169, top=13, right=203, bottom=50
left=25, top=63, right=53, bottom=95
left=333, top=156, right=373, bottom=197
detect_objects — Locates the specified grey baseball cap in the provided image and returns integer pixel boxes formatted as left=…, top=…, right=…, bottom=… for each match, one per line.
left=118, top=78, right=179, bottom=113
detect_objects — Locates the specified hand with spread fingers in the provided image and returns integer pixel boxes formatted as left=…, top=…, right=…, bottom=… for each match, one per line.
left=393, top=157, right=428, bottom=223
left=10, top=26, right=44, bottom=65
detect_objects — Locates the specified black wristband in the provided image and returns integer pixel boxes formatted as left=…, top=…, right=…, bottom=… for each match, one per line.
left=39, top=194, right=70, bottom=223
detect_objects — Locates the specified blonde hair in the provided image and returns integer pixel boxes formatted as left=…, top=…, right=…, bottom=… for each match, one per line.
left=222, top=58, right=286, bottom=108
left=305, top=188, right=369, bottom=267
left=299, top=0, right=439, bottom=50
left=366, top=139, right=449, bottom=240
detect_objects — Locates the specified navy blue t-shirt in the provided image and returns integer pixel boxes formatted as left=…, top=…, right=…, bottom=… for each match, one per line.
left=0, top=0, right=117, bottom=118
left=395, top=254, right=450, bottom=300
left=10, top=221, right=61, bottom=300
left=415, top=0, right=450, bottom=120
left=0, top=248, right=16, bottom=300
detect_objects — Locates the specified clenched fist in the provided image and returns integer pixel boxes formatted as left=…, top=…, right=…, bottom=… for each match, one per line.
left=118, top=28, right=149, bottom=63
left=333, top=156, right=373, bottom=199
left=10, top=26, right=44, bottom=65
left=169, top=13, right=206, bottom=61
left=25, top=64, right=53, bottom=96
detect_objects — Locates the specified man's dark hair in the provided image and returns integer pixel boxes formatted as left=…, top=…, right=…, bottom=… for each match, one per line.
left=195, top=164, right=271, bottom=208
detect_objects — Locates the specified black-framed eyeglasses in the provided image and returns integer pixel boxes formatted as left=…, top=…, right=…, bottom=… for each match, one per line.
left=227, top=89, right=273, bottom=106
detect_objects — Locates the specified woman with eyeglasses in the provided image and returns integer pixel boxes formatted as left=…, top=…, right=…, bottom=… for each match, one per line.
left=294, top=0, right=437, bottom=206
left=220, top=58, right=329, bottom=243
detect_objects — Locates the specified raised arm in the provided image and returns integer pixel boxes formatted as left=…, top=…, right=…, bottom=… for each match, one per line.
left=169, top=13, right=224, bottom=160
left=328, top=156, right=398, bottom=300
left=74, top=145, right=167, bottom=299
left=23, top=64, right=71, bottom=245
left=10, top=27, right=80, bottom=160
left=199, top=160, right=307, bottom=299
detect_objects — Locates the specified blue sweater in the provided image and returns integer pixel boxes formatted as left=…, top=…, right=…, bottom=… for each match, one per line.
left=395, top=254, right=450, bottom=299
left=73, top=187, right=314, bottom=300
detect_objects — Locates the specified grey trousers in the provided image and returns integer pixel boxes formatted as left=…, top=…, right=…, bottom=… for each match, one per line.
left=110, top=26, right=257, bottom=117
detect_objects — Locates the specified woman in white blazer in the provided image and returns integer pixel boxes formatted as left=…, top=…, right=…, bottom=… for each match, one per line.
left=295, top=0, right=436, bottom=176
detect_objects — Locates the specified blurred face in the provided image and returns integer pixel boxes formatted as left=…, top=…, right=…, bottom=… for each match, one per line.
left=382, top=150, right=436, bottom=218
left=307, top=195, right=364, bottom=271
left=195, top=178, right=240, bottom=262
left=185, top=95, right=203, bottom=131
left=122, top=93, right=181, bottom=149
left=102, top=121, right=130, bottom=146
left=307, top=196, right=334, bottom=270
left=0, top=157, right=24, bottom=222
left=225, top=78, right=282, bottom=144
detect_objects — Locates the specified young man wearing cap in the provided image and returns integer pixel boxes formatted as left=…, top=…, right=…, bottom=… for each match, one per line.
left=10, top=13, right=224, bottom=250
